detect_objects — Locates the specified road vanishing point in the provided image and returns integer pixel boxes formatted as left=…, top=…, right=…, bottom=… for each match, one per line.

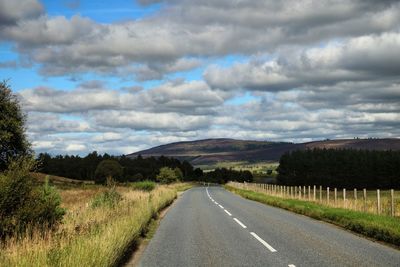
left=138, top=186, right=400, bottom=267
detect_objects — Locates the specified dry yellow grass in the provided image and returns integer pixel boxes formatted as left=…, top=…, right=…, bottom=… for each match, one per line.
left=233, top=182, right=400, bottom=217
left=0, top=182, right=193, bottom=267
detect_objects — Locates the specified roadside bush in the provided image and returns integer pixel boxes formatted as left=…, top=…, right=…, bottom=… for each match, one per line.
left=91, top=189, right=122, bottom=208
left=131, top=180, right=156, bottom=191
left=0, top=158, right=65, bottom=239
left=156, top=167, right=178, bottom=184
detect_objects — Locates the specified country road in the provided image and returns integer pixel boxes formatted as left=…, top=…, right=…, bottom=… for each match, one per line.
left=138, top=186, right=400, bottom=267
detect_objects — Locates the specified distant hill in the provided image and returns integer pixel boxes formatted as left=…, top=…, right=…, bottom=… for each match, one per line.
left=126, top=138, right=400, bottom=166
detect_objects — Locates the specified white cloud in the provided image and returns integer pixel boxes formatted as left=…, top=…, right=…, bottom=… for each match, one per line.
left=65, top=144, right=87, bottom=152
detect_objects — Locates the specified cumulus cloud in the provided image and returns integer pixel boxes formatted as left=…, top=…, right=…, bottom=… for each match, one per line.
left=19, top=86, right=120, bottom=113
left=19, top=80, right=226, bottom=115
left=0, top=0, right=43, bottom=26
left=2, top=0, right=400, bottom=155
left=205, top=32, right=400, bottom=91
left=1, top=0, right=399, bottom=78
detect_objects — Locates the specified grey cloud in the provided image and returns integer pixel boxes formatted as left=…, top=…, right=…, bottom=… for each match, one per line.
left=1, top=1, right=399, bottom=78
left=133, top=58, right=202, bottom=81
left=92, top=110, right=211, bottom=131
left=0, top=0, right=43, bottom=26
left=27, top=112, right=91, bottom=134
left=20, top=87, right=120, bottom=113
left=3, top=15, right=96, bottom=47
left=19, top=80, right=225, bottom=115
left=205, top=32, right=400, bottom=91
left=78, top=80, right=106, bottom=89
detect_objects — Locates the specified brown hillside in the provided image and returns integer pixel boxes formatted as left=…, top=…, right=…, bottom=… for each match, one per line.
left=127, top=138, right=400, bottom=166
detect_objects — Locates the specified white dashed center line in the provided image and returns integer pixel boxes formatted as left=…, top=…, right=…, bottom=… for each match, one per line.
left=224, top=209, right=232, bottom=216
left=288, top=265, right=296, bottom=267
left=233, top=218, right=247, bottom=229
left=206, top=187, right=291, bottom=263
left=250, top=232, right=277, bottom=252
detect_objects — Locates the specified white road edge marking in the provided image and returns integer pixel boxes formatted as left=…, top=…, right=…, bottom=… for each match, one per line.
left=224, top=209, right=232, bottom=216
left=250, top=232, right=277, bottom=252
left=288, top=265, right=296, bottom=267
left=233, top=218, right=247, bottom=229
left=215, top=202, right=219, bottom=205
left=218, top=204, right=224, bottom=209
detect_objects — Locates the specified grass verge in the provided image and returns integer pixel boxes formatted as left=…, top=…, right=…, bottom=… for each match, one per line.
left=224, top=185, right=400, bottom=247
left=130, top=180, right=156, bottom=191
left=0, top=182, right=195, bottom=267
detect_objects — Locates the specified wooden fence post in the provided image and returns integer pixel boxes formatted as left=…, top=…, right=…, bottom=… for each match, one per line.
left=354, top=189, right=357, bottom=210
left=343, top=188, right=346, bottom=208
left=303, top=186, right=306, bottom=199
left=319, top=186, right=322, bottom=202
left=327, top=187, right=330, bottom=204
left=308, top=186, right=311, bottom=200
left=299, top=186, right=302, bottom=199
left=313, top=185, right=316, bottom=201
left=377, top=189, right=381, bottom=215
left=391, top=189, right=395, bottom=217
left=334, top=188, right=337, bottom=206
left=363, top=189, right=367, bottom=212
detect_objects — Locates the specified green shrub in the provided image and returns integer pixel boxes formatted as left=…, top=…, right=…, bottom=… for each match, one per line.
left=0, top=158, right=65, bottom=239
left=131, top=180, right=156, bottom=191
left=156, top=167, right=178, bottom=184
left=91, top=189, right=122, bottom=208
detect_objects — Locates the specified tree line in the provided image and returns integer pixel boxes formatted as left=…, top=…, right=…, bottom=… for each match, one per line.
left=202, top=168, right=253, bottom=184
left=277, top=149, right=400, bottom=189
left=37, top=152, right=254, bottom=184
left=37, top=152, right=203, bottom=182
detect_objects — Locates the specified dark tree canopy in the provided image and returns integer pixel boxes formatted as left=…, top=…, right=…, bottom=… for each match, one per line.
left=0, top=81, right=31, bottom=171
left=277, top=149, right=400, bottom=189
left=38, top=152, right=204, bottom=182
left=203, top=168, right=253, bottom=184
left=94, top=160, right=123, bottom=184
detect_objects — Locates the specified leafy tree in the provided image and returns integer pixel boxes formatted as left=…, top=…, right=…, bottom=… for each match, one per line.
left=0, top=81, right=31, bottom=171
left=94, top=160, right=123, bottom=184
left=156, top=167, right=178, bottom=184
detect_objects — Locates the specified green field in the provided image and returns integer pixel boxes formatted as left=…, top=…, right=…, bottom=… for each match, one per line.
left=196, top=161, right=278, bottom=175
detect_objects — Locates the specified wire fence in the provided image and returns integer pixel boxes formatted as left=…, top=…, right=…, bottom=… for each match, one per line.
left=229, top=182, right=399, bottom=217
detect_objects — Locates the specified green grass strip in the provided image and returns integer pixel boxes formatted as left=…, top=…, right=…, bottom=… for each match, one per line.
left=224, top=185, right=400, bottom=247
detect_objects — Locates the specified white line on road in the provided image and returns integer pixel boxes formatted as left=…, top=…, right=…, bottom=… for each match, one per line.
left=218, top=204, right=224, bottom=209
left=233, top=218, right=247, bottom=229
left=250, top=232, right=277, bottom=252
left=215, top=202, right=219, bottom=205
left=224, top=209, right=232, bottom=216
left=288, top=265, right=296, bottom=267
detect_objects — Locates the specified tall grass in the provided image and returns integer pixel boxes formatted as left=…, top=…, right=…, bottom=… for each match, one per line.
left=0, top=183, right=191, bottom=266
left=225, top=184, right=400, bottom=246
left=236, top=182, right=400, bottom=216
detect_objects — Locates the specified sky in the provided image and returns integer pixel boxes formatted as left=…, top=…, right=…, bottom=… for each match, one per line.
left=0, top=0, right=400, bottom=156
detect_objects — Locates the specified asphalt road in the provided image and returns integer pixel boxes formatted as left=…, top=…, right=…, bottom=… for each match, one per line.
left=138, top=186, right=400, bottom=267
